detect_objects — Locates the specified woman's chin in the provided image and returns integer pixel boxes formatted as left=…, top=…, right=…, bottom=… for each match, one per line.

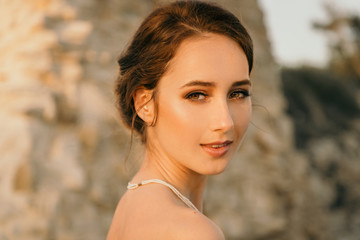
left=197, top=161, right=230, bottom=176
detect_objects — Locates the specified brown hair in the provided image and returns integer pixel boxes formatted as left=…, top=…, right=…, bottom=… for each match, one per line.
left=115, top=0, right=253, bottom=142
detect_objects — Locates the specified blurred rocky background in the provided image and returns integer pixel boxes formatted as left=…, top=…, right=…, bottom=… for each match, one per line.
left=0, top=0, right=359, bottom=239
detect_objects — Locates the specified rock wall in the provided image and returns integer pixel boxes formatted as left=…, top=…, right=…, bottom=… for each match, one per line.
left=0, top=0, right=132, bottom=239
left=1, top=0, right=358, bottom=240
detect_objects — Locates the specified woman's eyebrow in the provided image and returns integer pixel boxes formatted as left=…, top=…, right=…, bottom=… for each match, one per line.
left=232, top=79, right=252, bottom=87
left=180, top=79, right=251, bottom=89
left=180, top=80, right=215, bottom=89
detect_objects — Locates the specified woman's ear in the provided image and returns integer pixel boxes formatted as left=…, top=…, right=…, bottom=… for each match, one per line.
left=133, top=88, right=155, bottom=125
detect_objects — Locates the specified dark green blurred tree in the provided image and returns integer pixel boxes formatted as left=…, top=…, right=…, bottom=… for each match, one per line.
left=313, top=3, right=360, bottom=82
left=282, top=4, right=360, bottom=149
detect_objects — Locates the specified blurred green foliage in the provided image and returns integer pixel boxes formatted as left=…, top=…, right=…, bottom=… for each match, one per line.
left=282, top=6, right=360, bottom=149
left=282, top=67, right=360, bottom=148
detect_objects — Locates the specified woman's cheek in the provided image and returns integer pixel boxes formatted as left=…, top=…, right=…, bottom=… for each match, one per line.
left=233, top=103, right=251, bottom=133
left=159, top=99, right=193, bottom=132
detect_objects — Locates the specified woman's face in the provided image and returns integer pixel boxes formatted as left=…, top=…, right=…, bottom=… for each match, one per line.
left=147, top=33, right=252, bottom=175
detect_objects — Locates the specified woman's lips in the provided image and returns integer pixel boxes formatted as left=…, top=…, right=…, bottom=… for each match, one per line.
left=200, top=141, right=233, bottom=157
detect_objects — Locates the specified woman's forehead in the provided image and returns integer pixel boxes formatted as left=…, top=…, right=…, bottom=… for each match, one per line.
left=161, top=34, right=250, bottom=88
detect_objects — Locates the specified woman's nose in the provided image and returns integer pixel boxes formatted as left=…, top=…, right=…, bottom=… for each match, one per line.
left=209, top=100, right=234, bottom=133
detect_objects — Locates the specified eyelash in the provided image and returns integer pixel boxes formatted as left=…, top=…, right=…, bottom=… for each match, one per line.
left=185, top=89, right=251, bottom=101
left=229, top=89, right=251, bottom=99
left=185, top=91, right=208, bottom=101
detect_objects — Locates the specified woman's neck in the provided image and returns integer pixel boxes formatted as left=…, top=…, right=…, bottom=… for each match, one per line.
left=131, top=150, right=207, bottom=212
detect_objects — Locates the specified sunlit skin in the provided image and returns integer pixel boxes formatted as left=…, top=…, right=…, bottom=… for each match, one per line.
left=107, top=33, right=252, bottom=240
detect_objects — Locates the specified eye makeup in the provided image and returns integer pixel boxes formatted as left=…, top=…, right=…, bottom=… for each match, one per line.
left=228, top=89, right=251, bottom=100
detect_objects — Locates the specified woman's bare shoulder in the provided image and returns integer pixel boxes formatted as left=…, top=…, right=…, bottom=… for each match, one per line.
left=167, top=209, right=225, bottom=240
left=108, top=184, right=225, bottom=240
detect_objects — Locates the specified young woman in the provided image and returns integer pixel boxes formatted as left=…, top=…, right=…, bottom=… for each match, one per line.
left=107, top=1, right=253, bottom=239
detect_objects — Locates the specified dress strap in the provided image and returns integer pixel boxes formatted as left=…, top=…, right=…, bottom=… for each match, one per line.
left=127, top=179, right=200, bottom=213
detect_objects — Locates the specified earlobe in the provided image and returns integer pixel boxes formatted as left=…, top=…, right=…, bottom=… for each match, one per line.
left=133, top=88, right=154, bottom=124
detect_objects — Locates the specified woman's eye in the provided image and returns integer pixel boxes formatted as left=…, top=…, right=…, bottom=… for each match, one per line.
left=229, top=90, right=250, bottom=99
left=185, top=92, right=207, bottom=101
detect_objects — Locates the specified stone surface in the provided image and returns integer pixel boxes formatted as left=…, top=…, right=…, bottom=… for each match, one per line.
left=0, top=0, right=359, bottom=239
